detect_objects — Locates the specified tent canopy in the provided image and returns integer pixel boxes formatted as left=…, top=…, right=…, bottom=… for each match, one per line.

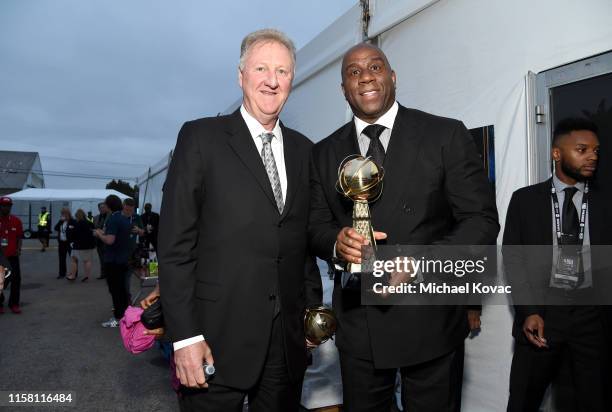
left=7, top=188, right=130, bottom=202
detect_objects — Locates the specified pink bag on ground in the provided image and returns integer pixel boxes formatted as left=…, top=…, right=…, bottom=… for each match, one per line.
left=120, top=306, right=156, bottom=354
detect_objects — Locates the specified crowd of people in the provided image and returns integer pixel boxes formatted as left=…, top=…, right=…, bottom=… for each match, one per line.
left=0, top=195, right=160, bottom=325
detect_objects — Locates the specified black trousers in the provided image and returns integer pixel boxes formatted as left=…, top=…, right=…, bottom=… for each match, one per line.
left=507, top=306, right=608, bottom=412
left=339, top=344, right=464, bottom=412
left=58, top=240, right=71, bottom=277
left=38, top=226, right=49, bottom=243
left=178, top=315, right=302, bottom=412
left=104, top=262, right=128, bottom=320
left=0, top=256, right=21, bottom=307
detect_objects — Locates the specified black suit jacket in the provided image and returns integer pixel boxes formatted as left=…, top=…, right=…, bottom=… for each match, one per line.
left=309, top=105, right=499, bottom=367
left=502, top=178, right=612, bottom=339
left=158, top=110, right=322, bottom=389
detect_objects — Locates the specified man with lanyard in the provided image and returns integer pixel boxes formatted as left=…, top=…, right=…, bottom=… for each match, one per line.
left=0, top=196, right=23, bottom=314
left=37, top=206, right=51, bottom=252
left=503, top=118, right=610, bottom=411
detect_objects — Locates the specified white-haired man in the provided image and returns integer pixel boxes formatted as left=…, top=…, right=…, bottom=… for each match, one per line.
left=158, top=29, right=322, bottom=411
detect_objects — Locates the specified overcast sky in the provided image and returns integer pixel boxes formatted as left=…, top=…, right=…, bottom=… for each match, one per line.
left=0, top=0, right=356, bottom=189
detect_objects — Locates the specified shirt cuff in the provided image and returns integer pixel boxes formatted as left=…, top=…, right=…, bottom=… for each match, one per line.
left=332, top=242, right=345, bottom=271
left=173, top=335, right=205, bottom=351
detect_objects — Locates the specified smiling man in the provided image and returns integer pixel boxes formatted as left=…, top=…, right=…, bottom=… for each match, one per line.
left=158, top=29, right=322, bottom=412
left=309, top=43, right=499, bottom=411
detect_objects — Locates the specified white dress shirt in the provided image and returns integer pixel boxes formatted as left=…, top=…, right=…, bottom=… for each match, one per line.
left=173, top=106, right=288, bottom=351
left=240, top=105, right=288, bottom=202
left=354, top=101, right=398, bottom=156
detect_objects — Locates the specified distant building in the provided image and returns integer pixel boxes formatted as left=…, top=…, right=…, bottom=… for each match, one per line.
left=0, top=150, right=45, bottom=196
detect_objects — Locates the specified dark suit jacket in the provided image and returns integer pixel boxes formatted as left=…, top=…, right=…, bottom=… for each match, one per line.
left=158, top=109, right=322, bottom=389
left=502, top=178, right=612, bottom=339
left=309, top=104, right=499, bottom=367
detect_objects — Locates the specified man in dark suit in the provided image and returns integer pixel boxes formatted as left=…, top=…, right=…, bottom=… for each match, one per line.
left=503, top=118, right=611, bottom=411
left=140, top=203, right=159, bottom=251
left=158, top=29, right=322, bottom=412
left=309, top=43, right=499, bottom=412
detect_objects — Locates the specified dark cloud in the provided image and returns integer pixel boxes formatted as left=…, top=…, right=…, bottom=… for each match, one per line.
left=0, top=0, right=356, bottom=188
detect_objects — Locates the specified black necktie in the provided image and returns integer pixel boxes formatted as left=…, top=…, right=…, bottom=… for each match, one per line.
left=363, top=124, right=387, bottom=167
left=562, top=187, right=579, bottom=244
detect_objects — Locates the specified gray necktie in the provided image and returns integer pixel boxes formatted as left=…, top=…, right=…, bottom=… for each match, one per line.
left=260, top=132, right=284, bottom=214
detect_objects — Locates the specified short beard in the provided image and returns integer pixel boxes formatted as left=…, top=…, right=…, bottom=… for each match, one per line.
left=560, top=161, right=588, bottom=182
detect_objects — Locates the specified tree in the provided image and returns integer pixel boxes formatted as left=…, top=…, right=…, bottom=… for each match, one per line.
left=106, top=179, right=138, bottom=203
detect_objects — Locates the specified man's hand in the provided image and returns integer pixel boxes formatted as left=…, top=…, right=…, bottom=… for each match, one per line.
left=0, top=266, right=5, bottom=290
left=132, top=226, right=145, bottom=236
left=143, top=327, right=165, bottom=339
left=381, top=257, right=417, bottom=298
left=140, top=285, right=160, bottom=309
left=467, top=310, right=481, bottom=331
left=522, top=314, right=547, bottom=348
left=174, top=340, right=215, bottom=388
left=306, top=338, right=318, bottom=350
left=93, top=229, right=104, bottom=238
left=336, top=227, right=387, bottom=264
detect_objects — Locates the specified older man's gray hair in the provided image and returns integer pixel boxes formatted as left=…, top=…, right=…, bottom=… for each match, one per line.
left=239, top=28, right=296, bottom=71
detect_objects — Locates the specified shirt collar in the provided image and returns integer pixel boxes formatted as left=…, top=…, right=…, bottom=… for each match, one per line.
left=240, top=105, right=282, bottom=143
left=552, top=173, right=586, bottom=193
left=354, top=101, right=399, bottom=137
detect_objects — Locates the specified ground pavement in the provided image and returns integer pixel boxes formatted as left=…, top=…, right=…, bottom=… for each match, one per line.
left=0, top=240, right=178, bottom=412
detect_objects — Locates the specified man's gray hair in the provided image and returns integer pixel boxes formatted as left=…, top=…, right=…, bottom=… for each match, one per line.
left=239, top=28, right=296, bottom=71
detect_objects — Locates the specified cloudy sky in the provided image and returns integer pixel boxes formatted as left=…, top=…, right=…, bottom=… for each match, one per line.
left=0, top=0, right=356, bottom=189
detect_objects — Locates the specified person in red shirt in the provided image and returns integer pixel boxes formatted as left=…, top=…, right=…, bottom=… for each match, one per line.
left=0, top=196, right=23, bottom=314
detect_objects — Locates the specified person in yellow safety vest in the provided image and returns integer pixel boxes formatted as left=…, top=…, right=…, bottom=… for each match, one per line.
left=37, top=206, right=51, bottom=252
left=86, top=211, right=94, bottom=224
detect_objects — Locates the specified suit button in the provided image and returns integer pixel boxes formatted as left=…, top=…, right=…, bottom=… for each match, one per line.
left=403, top=204, right=413, bottom=214
left=269, top=294, right=276, bottom=300
left=276, top=257, right=282, bottom=263
left=277, top=222, right=282, bottom=228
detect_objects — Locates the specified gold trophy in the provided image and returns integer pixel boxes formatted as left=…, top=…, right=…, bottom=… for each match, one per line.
left=336, top=155, right=385, bottom=274
left=304, top=305, right=338, bottom=345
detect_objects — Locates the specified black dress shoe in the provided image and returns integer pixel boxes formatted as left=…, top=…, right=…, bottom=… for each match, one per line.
left=57, top=275, right=65, bottom=279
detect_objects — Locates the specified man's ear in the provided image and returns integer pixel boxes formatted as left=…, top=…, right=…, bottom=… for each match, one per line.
left=340, top=82, right=346, bottom=98
left=391, top=70, right=397, bottom=88
left=552, top=147, right=561, bottom=163
left=238, top=68, right=243, bottom=89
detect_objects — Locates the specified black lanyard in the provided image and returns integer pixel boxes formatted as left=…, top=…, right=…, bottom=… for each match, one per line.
left=551, top=182, right=588, bottom=245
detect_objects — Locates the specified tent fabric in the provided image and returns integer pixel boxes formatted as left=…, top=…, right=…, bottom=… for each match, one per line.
left=6, top=188, right=129, bottom=202
left=136, top=153, right=172, bottom=213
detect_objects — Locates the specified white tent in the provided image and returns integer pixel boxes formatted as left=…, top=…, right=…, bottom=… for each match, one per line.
left=8, top=188, right=130, bottom=203
left=7, top=189, right=131, bottom=236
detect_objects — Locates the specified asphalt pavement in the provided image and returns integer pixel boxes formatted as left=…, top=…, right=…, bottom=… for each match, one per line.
left=0, top=239, right=179, bottom=412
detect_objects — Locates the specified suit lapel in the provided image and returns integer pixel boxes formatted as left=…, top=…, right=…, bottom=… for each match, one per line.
left=279, top=123, right=303, bottom=220
left=371, top=106, right=424, bottom=220
left=534, top=180, right=553, bottom=245
left=587, top=184, right=604, bottom=245
left=225, top=110, right=278, bottom=211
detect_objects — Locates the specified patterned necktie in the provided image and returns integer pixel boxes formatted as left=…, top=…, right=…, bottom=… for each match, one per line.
left=562, top=187, right=579, bottom=243
left=260, top=132, right=284, bottom=214
left=363, top=124, right=387, bottom=167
